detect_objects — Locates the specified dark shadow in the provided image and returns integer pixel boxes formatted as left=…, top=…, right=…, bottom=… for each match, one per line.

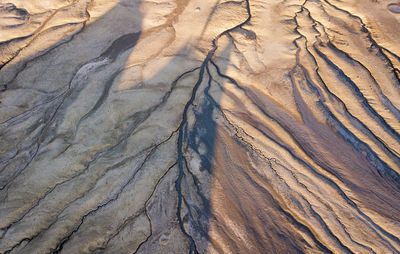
left=0, top=1, right=144, bottom=189
left=0, top=1, right=220, bottom=253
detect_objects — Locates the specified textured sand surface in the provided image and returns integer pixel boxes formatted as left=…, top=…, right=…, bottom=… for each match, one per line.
left=0, top=0, right=400, bottom=253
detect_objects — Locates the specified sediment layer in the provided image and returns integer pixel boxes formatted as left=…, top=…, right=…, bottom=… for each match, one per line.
left=0, top=0, right=400, bottom=253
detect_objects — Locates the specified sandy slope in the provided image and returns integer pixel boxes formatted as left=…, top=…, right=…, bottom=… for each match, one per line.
left=0, top=0, right=400, bottom=253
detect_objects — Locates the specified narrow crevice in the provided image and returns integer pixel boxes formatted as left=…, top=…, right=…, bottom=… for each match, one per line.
left=174, top=1, right=252, bottom=253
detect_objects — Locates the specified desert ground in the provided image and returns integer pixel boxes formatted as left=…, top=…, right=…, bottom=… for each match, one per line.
left=1, top=0, right=400, bottom=253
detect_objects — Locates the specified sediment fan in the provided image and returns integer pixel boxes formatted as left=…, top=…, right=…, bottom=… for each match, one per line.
left=0, top=0, right=399, bottom=253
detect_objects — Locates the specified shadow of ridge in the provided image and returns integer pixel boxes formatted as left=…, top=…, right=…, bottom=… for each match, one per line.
left=176, top=39, right=234, bottom=254
left=0, top=1, right=192, bottom=253
left=0, top=0, right=144, bottom=189
left=0, top=1, right=144, bottom=90
left=0, top=1, right=225, bottom=253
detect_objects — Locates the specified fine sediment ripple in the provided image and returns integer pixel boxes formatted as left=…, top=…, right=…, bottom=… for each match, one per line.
left=0, top=0, right=399, bottom=253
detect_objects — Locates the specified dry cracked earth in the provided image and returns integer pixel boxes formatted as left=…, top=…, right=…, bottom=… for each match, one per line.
left=1, top=0, right=400, bottom=253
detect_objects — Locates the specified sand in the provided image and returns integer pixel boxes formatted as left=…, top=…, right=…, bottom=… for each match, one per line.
left=0, top=0, right=400, bottom=253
